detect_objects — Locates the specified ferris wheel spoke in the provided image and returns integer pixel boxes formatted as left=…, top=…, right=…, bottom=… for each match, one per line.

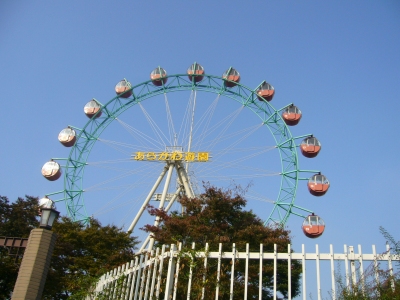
left=192, top=148, right=279, bottom=180
left=176, top=90, right=194, bottom=149
left=90, top=164, right=160, bottom=216
left=190, top=94, right=220, bottom=150
left=211, top=145, right=275, bottom=154
left=164, top=93, right=177, bottom=146
left=97, top=139, right=142, bottom=155
left=207, top=123, right=263, bottom=161
left=138, top=102, right=170, bottom=148
left=116, top=118, right=165, bottom=150
left=84, top=163, right=159, bottom=192
left=245, top=193, right=275, bottom=204
left=193, top=106, right=244, bottom=151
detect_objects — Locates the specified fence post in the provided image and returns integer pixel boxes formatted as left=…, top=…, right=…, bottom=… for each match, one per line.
left=386, top=242, right=395, bottom=292
left=259, top=244, right=263, bottom=300
left=164, top=244, right=177, bottom=300
left=330, top=244, right=335, bottom=299
left=316, top=244, right=321, bottom=300
left=155, top=245, right=166, bottom=299
left=244, top=243, right=249, bottom=300
left=201, top=243, right=209, bottom=300
left=302, top=244, right=306, bottom=300
left=172, top=242, right=182, bottom=300
left=134, top=255, right=144, bottom=300
left=358, top=245, right=365, bottom=296
left=288, top=244, right=292, bottom=300
left=274, top=243, right=277, bottom=300
left=344, top=244, right=349, bottom=288
left=149, top=247, right=160, bottom=298
left=215, top=243, right=222, bottom=300
left=230, top=243, right=236, bottom=300
left=187, top=242, right=196, bottom=299
left=129, top=256, right=139, bottom=300
left=349, top=246, right=356, bottom=288
left=372, top=245, right=380, bottom=298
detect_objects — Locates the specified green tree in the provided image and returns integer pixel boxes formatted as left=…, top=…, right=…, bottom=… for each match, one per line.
left=142, top=185, right=302, bottom=299
left=0, top=195, right=139, bottom=300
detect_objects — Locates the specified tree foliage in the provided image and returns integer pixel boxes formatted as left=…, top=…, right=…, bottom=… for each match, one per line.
left=142, top=185, right=302, bottom=299
left=0, top=195, right=138, bottom=300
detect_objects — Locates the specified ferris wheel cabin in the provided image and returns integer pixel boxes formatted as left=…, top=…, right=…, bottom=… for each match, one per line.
left=302, top=214, right=325, bottom=238
left=115, top=79, right=132, bottom=98
left=257, top=81, right=275, bottom=101
left=150, top=67, right=167, bottom=86
left=58, top=127, right=76, bottom=147
left=187, top=63, right=205, bottom=82
left=282, top=105, right=302, bottom=126
left=84, top=99, right=102, bottom=119
left=222, top=67, right=240, bottom=87
left=41, top=161, right=62, bottom=181
left=300, top=136, right=321, bottom=158
left=308, top=173, right=330, bottom=196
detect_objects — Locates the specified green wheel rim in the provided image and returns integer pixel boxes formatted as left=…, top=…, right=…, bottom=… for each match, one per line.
left=47, top=73, right=317, bottom=226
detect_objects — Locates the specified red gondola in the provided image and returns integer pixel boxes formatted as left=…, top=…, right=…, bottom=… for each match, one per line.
left=115, top=79, right=132, bottom=98
left=302, top=214, right=325, bottom=238
left=58, top=127, right=76, bottom=147
left=308, top=173, right=330, bottom=196
left=300, top=136, right=321, bottom=158
left=150, top=67, right=167, bottom=86
left=41, top=160, right=62, bottom=181
left=257, top=81, right=275, bottom=101
left=222, top=67, right=240, bottom=87
left=187, top=62, right=204, bottom=82
left=282, top=105, right=302, bottom=126
left=84, top=99, right=102, bottom=119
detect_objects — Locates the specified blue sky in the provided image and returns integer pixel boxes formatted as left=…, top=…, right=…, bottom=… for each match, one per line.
left=1, top=1, right=400, bottom=294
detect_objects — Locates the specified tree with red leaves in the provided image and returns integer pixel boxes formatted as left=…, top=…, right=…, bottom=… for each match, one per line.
left=142, top=185, right=301, bottom=299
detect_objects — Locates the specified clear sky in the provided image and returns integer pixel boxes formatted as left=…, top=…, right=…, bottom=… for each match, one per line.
left=1, top=1, right=400, bottom=295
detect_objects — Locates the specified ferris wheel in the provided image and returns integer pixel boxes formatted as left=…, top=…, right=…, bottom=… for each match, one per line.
left=41, top=63, right=330, bottom=245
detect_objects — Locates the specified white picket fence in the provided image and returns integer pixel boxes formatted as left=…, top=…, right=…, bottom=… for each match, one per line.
left=91, top=243, right=400, bottom=300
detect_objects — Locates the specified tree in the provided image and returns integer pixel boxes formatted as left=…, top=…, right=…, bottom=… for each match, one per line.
left=142, top=185, right=302, bottom=299
left=0, top=195, right=139, bottom=300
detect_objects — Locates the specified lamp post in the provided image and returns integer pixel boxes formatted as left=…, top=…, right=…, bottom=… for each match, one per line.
left=11, top=199, right=59, bottom=300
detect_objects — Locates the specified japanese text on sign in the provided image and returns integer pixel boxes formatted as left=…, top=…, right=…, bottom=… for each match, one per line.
left=133, top=152, right=209, bottom=162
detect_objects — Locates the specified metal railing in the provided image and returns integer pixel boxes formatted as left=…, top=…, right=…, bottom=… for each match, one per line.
left=91, top=243, right=400, bottom=300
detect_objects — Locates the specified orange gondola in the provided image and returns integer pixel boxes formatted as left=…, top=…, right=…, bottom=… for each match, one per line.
left=257, top=81, right=275, bottom=101
left=300, top=136, right=321, bottom=158
left=222, top=67, right=240, bottom=87
left=302, top=214, right=325, bottom=238
left=187, top=62, right=204, bottom=82
left=308, top=173, right=330, bottom=196
left=115, top=79, right=132, bottom=98
left=150, top=67, right=167, bottom=86
left=41, top=160, right=62, bottom=181
left=282, top=105, right=302, bottom=126
left=58, top=127, right=76, bottom=147
left=84, top=99, right=102, bottom=119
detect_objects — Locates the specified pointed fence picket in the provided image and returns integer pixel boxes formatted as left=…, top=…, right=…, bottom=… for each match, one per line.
left=89, top=243, right=400, bottom=300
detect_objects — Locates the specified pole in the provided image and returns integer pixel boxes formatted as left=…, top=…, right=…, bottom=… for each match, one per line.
left=12, top=229, right=57, bottom=300
left=127, top=165, right=169, bottom=233
left=175, top=162, right=194, bottom=199
left=148, top=163, right=174, bottom=250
